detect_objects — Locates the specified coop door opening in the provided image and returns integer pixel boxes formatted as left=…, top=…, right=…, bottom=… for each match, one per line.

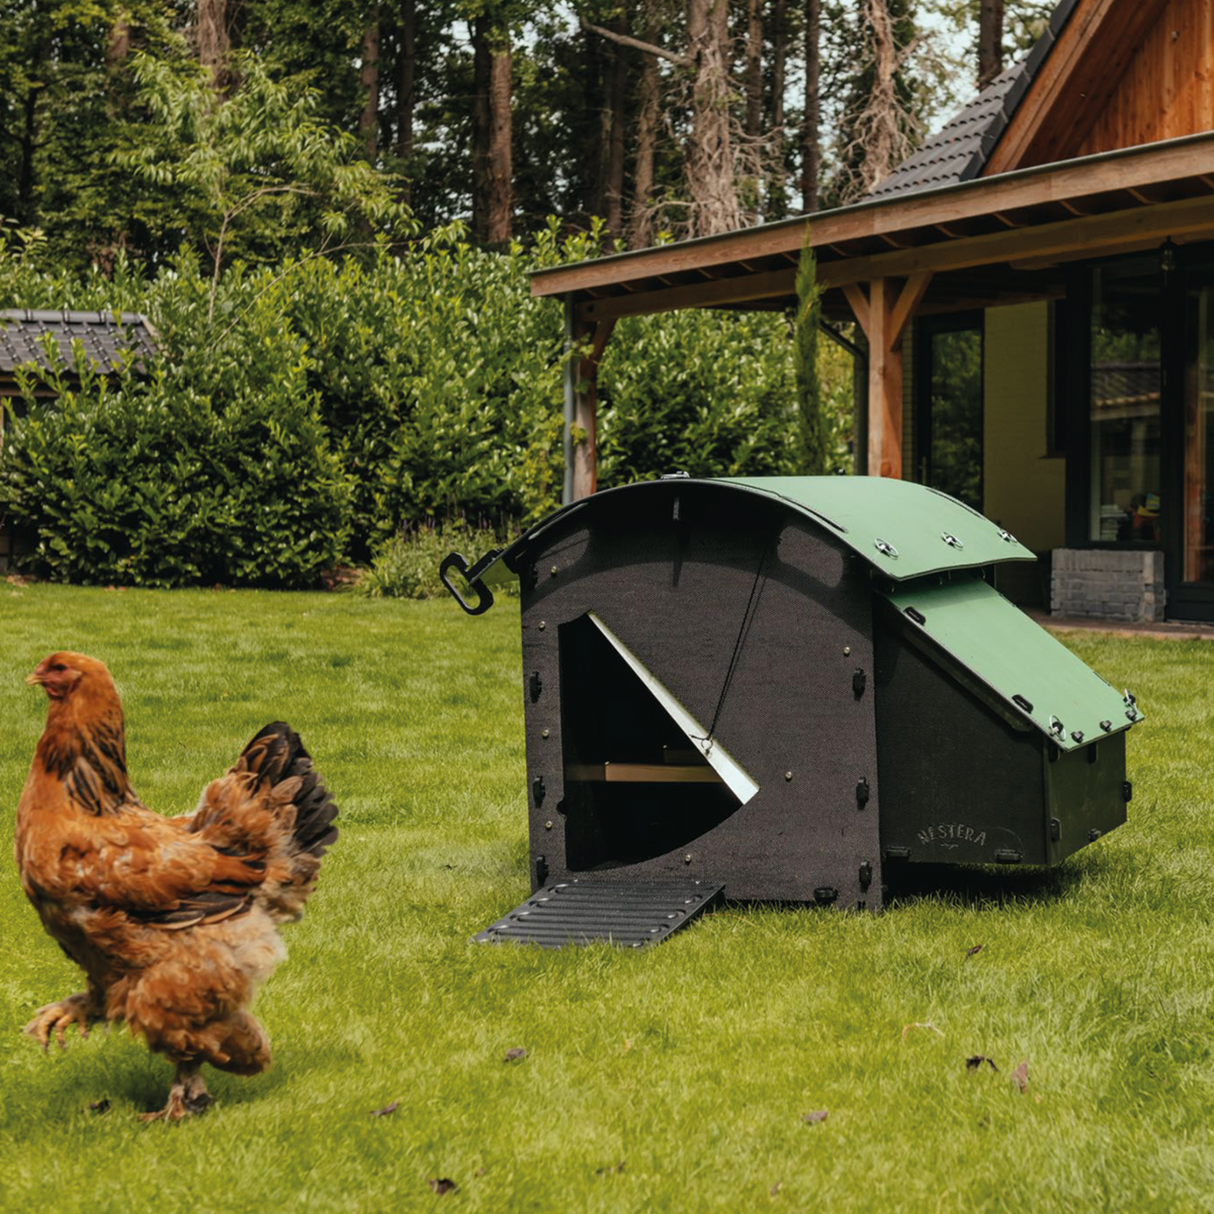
left=557, top=612, right=758, bottom=871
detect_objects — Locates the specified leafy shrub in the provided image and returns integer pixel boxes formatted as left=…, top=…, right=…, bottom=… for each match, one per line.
left=0, top=220, right=840, bottom=588
left=355, top=520, right=508, bottom=600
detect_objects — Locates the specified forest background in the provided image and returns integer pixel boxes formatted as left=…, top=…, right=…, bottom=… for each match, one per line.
left=0, top=0, right=1051, bottom=588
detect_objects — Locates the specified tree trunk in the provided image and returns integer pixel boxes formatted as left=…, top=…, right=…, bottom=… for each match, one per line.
left=472, top=18, right=490, bottom=243
left=474, top=16, right=512, bottom=244
left=801, top=0, right=819, bottom=212
left=107, top=10, right=130, bottom=68
left=197, top=0, right=229, bottom=80
left=686, top=0, right=739, bottom=236
left=627, top=4, right=661, bottom=249
left=862, top=0, right=898, bottom=193
left=745, top=0, right=762, bottom=141
left=769, top=0, right=787, bottom=217
left=978, top=0, right=1004, bottom=88
left=603, top=15, right=629, bottom=234
left=360, top=10, right=381, bottom=159
left=395, top=0, right=416, bottom=183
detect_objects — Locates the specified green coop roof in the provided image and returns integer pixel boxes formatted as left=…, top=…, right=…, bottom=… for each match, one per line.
left=469, top=476, right=1035, bottom=590
left=718, top=476, right=1036, bottom=580
left=880, top=576, right=1141, bottom=751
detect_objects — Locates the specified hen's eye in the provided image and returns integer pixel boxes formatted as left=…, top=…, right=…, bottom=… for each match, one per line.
left=51, top=664, right=66, bottom=673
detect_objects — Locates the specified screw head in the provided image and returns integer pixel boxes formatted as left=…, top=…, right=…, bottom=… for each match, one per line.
left=544, top=820, right=553, bottom=830
left=550, top=566, right=558, bottom=576
left=538, top=620, right=546, bottom=630
left=843, top=646, right=852, bottom=656
left=541, top=728, right=550, bottom=739
left=785, top=771, right=793, bottom=781
left=683, top=854, right=692, bottom=864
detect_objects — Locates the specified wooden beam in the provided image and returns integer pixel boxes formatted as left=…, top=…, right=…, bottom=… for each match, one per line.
left=816, top=192, right=1214, bottom=288
left=842, top=282, right=870, bottom=338
left=867, top=278, right=902, bottom=479
left=570, top=317, right=617, bottom=501
left=531, top=135, right=1214, bottom=300
left=887, top=271, right=932, bottom=351
left=579, top=267, right=796, bottom=322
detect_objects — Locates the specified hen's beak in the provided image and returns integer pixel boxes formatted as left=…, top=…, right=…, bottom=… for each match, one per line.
left=25, top=670, right=45, bottom=687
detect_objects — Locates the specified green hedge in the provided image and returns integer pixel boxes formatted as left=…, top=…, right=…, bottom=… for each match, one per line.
left=0, top=223, right=830, bottom=588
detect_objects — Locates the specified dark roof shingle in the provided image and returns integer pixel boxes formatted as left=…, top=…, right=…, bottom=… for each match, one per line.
left=0, top=309, right=158, bottom=374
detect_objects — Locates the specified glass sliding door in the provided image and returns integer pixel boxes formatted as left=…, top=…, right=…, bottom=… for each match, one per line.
left=1088, top=259, right=1163, bottom=544
left=1182, top=264, right=1214, bottom=586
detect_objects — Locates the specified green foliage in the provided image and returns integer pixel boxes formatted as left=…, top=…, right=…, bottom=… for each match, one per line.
left=596, top=309, right=803, bottom=484
left=355, top=519, right=502, bottom=600
left=0, top=270, right=351, bottom=588
left=0, top=217, right=850, bottom=588
left=115, top=52, right=415, bottom=287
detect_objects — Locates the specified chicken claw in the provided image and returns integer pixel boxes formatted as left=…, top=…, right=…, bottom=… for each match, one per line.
left=24, top=993, right=98, bottom=1053
left=138, top=1063, right=212, bottom=1122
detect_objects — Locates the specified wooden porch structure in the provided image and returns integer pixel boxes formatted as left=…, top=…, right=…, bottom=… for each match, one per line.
left=534, top=132, right=1214, bottom=501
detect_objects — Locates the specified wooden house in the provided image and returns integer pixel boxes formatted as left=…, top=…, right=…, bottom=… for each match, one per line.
left=531, top=0, right=1214, bottom=624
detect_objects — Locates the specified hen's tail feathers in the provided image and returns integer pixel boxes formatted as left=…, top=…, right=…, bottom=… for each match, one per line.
left=241, top=722, right=339, bottom=861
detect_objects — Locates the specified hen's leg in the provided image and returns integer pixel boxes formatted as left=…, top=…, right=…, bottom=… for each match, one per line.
left=138, top=1061, right=212, bottom=1122
left=24, top=992, right=101, bottom=1052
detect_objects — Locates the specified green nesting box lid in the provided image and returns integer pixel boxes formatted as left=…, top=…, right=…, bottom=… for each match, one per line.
left=881, top=576, right=1141, bottom=752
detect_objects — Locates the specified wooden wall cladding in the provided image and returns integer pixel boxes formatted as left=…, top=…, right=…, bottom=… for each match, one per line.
left=1077, top=0, right=1214, bottom=158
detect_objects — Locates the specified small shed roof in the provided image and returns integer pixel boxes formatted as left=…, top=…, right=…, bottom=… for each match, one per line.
left=0, top=310, right=158, bottom=375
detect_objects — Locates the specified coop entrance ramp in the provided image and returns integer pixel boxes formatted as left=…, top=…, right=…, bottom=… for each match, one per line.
left=475, top=879, right=724, bottom=948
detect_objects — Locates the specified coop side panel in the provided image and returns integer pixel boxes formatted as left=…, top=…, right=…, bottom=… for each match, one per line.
left=518, top=483, right=884, bottom=909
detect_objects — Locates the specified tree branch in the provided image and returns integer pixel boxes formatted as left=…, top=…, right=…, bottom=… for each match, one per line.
left=579, top=16, right=690, bottom=67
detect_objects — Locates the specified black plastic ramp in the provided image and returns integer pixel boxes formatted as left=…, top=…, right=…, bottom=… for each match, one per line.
left=475, top=879, right=724, bottom=948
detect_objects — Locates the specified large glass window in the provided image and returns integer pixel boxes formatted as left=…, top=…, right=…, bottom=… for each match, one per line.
left=1088, top=259, right=1162, bottom=542
left=918, top=318, right=983, bottom=512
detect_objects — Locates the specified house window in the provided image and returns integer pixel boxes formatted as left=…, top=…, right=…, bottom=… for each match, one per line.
left=915, top=314, right=983, bottom=513
left=1088, top=259, right=1162, bottom=543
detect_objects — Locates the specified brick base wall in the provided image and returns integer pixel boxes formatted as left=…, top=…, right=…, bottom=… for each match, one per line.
left=1050, top=549, right=1165, bottom=623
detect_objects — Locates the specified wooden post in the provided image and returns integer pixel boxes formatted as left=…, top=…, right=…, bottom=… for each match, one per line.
left=843, top=273, right=931, bottom=479
left=867, top=278, right=901, bottom=478
left=563, top=298, right=616, bottom=503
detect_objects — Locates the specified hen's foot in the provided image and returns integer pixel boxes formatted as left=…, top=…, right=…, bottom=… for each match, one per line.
left=24, top=993, right=99, bottom=1053
left=139, top=1063, right=212, bottom=1122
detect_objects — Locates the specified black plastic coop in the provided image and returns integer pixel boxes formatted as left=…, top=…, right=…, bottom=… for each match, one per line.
left=442, top=476, right=1142, bottom=947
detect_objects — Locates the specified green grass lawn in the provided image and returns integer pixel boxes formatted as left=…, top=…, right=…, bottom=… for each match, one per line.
left=2, top=586, right=1213, bottom=1212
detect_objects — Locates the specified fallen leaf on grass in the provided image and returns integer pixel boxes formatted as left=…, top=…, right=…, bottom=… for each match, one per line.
left=801, top=1110, right=829, bottom=1125
left=88, top=1099, right=111, bottom=1114
left=902, top=1022, right=945, bottom=1042
left=594, top=1162, right=626, bottom=1175
left=770, top=1182, right=783, bottom=1197
left=428, top=1178, right=458, bottom=1195
left=369, top=1101, right=400, bottom=1116
left=1011, top=1060, right=1029, bottom=1093
left=504, top=1047, right=527, bottom=1063
left=966, top=1056, right=999, bottom=1072
left=965, top=944, right=984, bottom=958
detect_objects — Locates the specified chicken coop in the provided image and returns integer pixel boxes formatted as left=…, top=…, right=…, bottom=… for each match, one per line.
left=442, top=476, right=1142, bottom=947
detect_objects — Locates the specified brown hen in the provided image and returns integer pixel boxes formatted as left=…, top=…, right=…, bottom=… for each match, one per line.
left=15, top=651, right=338, bottom=1121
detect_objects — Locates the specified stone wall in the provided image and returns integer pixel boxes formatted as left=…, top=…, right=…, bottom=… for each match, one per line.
left=1050, top=549, right=1165, bottom=622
